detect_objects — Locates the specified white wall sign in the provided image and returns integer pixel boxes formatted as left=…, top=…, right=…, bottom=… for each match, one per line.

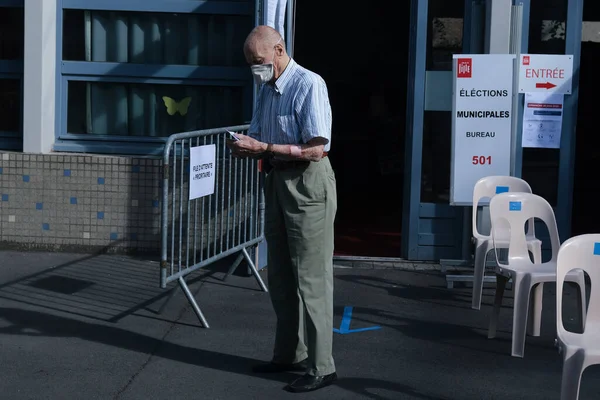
left=518, top=54, right=573, bottom=94
left=189, top=144, right=216, bottom=200
left=451, top=54, right=515, bottom=206
left=522, top=92, right=564, bottom=149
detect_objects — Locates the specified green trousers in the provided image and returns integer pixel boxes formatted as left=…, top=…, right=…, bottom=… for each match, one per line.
left=264, top=157, right=337, bottom=377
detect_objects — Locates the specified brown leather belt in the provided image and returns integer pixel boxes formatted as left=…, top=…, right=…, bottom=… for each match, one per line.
left=268, top=152, right=328, bottom=171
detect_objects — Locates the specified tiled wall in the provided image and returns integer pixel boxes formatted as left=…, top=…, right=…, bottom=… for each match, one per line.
left=0, top=152, right=162, bottom=253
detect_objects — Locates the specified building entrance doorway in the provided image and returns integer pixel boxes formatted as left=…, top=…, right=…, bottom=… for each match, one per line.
left=293, top=3, right=411, bottom=258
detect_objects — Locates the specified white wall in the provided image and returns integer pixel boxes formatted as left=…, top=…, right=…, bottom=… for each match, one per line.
left=23, top=0, right=57, bottom=153
left=485, top=0, right=512, bottom=53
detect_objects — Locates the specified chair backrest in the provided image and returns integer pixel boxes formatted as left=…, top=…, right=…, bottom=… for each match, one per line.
left=556, top=234, right=600, bottom=338
left=472, top=176, right=533, bottom=240
left=489, top=192, right=559, bottom=266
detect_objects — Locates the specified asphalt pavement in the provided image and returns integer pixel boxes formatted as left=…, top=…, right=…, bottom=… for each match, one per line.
left=0, top=250, right=598, bottom=400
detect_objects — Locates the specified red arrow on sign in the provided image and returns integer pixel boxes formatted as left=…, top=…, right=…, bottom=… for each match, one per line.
left=535, top=82, right=557, bottom=89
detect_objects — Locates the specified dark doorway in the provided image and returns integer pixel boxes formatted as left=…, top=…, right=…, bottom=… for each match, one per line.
left=572, top=2, right=600, bottom=236
left=293, top=3, right=411, bottom=258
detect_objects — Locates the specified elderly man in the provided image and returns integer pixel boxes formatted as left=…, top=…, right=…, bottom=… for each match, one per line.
left=226, top=25, right=337, bottom=393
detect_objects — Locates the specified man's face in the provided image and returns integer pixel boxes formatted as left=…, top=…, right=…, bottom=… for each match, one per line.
left=244, top=39, right=282, bottom=82
left=245, top=42, right=274, bottom=66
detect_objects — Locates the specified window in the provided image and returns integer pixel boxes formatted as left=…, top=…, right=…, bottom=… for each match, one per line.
left=521, top=0, right=570, bottom=206
left=420, top=0, right=466, bottom=203
left=0, top=1, right=24, bottom=151
left=56, top=1, right=255, bottom=155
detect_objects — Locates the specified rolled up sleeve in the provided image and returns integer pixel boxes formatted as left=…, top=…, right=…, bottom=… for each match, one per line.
left=296, top=78, right=332, bottom=150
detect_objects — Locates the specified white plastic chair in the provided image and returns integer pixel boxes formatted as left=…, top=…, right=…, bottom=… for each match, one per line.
left=487, top=192, right=586, bottom=358
left=471, top=176, right=542, bottom=311
left=556, top=234, right=598, bottom=400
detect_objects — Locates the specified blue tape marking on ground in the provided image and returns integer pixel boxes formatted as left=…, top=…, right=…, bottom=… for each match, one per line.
left=340, top=306, right=352, bottom=332
left=345, top=326, right=382, bottom=334
left=333, top=306, right=381, bottom=334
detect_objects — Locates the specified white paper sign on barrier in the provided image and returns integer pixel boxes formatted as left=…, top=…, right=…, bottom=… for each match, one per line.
left=450, top=54, right=515, bottom=206
left=189, top=144, right=216, bottom=200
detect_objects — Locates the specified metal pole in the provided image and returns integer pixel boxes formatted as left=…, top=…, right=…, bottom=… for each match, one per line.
left=242, top=248, right=268, bottom=292
left=178, top=276, right=209, bottom=328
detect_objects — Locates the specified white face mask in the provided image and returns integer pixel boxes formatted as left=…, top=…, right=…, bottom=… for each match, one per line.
left=250, top=63, right=274, bottom=85
left=250, top=37, right=282, bottom=85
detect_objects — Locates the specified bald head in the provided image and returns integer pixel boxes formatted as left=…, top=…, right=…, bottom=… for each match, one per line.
left=243, top=25, right=290, bottom=84
left=243, top=25, right=286, bottom=65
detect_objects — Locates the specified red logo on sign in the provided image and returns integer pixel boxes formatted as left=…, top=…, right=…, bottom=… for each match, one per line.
left=457, top=58, right=472, bottom=78
left=523, top=56, right=530, bottom=65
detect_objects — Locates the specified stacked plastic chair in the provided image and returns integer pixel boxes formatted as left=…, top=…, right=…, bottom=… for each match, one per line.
left=487, top=192, right=586, bottom=358
left=556, top=234, right=598, bottom=400
left=470, top=176, right=542, bottom=311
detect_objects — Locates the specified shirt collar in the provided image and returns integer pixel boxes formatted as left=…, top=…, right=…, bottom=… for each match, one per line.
left=273, top=58, right=297, bottom=94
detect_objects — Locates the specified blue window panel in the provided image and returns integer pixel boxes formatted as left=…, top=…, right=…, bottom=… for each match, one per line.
left=64, top=169, right=71, bottom=176
left=56, top=0, right=255, bottom=155
left=62, top=0, right=252, bottom=15
left=418, top=203, right=458, bottom=218
left=97, top=211, right=104, bottom=219
left=0, top=5, right=24, bottom=151
left=70, top=197, right=77, bottom=204
left=65, top=80, right=246, bottom=136
left=54, top=140, right=168, bottom=156
left=0, top=60, right=23, bottom=74
left=0, top=167, right=3, bottom=174
left=97, top=177, right=105, bottom=184
left=0, top=78, right=23, bottom=150
left=152, top=200, right=160, bottom=208
left=22, top=175, right=29, bottom=182
left=62, top=62, right=250, bottom=81
left=36, top=202, right=43, bottom=210
left=417, top=246, right=459, bottom=262
left=0, top=1, right=24, bottom=6
left=418, top=233, right=455, bottom=247
left=110, top=232, right=118, bottom=240
left=0, top=7, right=24, bottom=59
left=132, top=165, right=140, bottom=173
left=64, top=74, right=248, bottom=87
left=42, top=223, right=50, bottom=231
left=62, top=11, right=252, bottom=66
left=1, top=194, right=8, bottom=202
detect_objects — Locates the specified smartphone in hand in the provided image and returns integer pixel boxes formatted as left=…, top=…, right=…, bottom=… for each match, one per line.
left=226, top=130, right=240, bottom=141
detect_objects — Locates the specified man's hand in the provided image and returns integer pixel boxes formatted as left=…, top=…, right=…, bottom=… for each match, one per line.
left=225, top=133, right=267, bottom=158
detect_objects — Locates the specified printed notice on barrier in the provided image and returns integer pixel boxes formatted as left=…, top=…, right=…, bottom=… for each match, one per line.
left=450, top=54, right=515, bottom=206
left=189, top=144, right=216, bottom=200
left=522, top=92, right=563, bottom=149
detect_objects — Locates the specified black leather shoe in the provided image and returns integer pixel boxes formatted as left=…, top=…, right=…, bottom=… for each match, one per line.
left=284, top=372, right=337, bottom=393
left=252, top=359, right=307, bottom=373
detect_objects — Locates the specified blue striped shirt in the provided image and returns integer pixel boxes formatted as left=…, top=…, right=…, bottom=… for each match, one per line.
left=248, top=59, right=332, bottom=152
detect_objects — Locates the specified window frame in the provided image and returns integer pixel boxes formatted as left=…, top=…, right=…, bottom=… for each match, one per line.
left=55, top=0, right=255, bottom=155
left=0, top=0, right=24, bottom=151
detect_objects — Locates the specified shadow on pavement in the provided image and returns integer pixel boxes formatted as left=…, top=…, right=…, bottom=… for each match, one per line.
left=0, top=307, right=421, bottom=399
left=336, top=377, right=450, bottom=400
left=0, top=250, right=246, bottom=325
left=0, top=306, right=295, bottom=384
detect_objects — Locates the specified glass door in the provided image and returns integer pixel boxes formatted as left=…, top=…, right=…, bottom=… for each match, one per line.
left=402, top=0, right=484, bottom=261
left=403, top=0, right=583, bottom=261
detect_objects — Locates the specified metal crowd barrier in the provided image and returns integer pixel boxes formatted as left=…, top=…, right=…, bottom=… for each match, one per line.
left=160, top=125, right=268, bottom=327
